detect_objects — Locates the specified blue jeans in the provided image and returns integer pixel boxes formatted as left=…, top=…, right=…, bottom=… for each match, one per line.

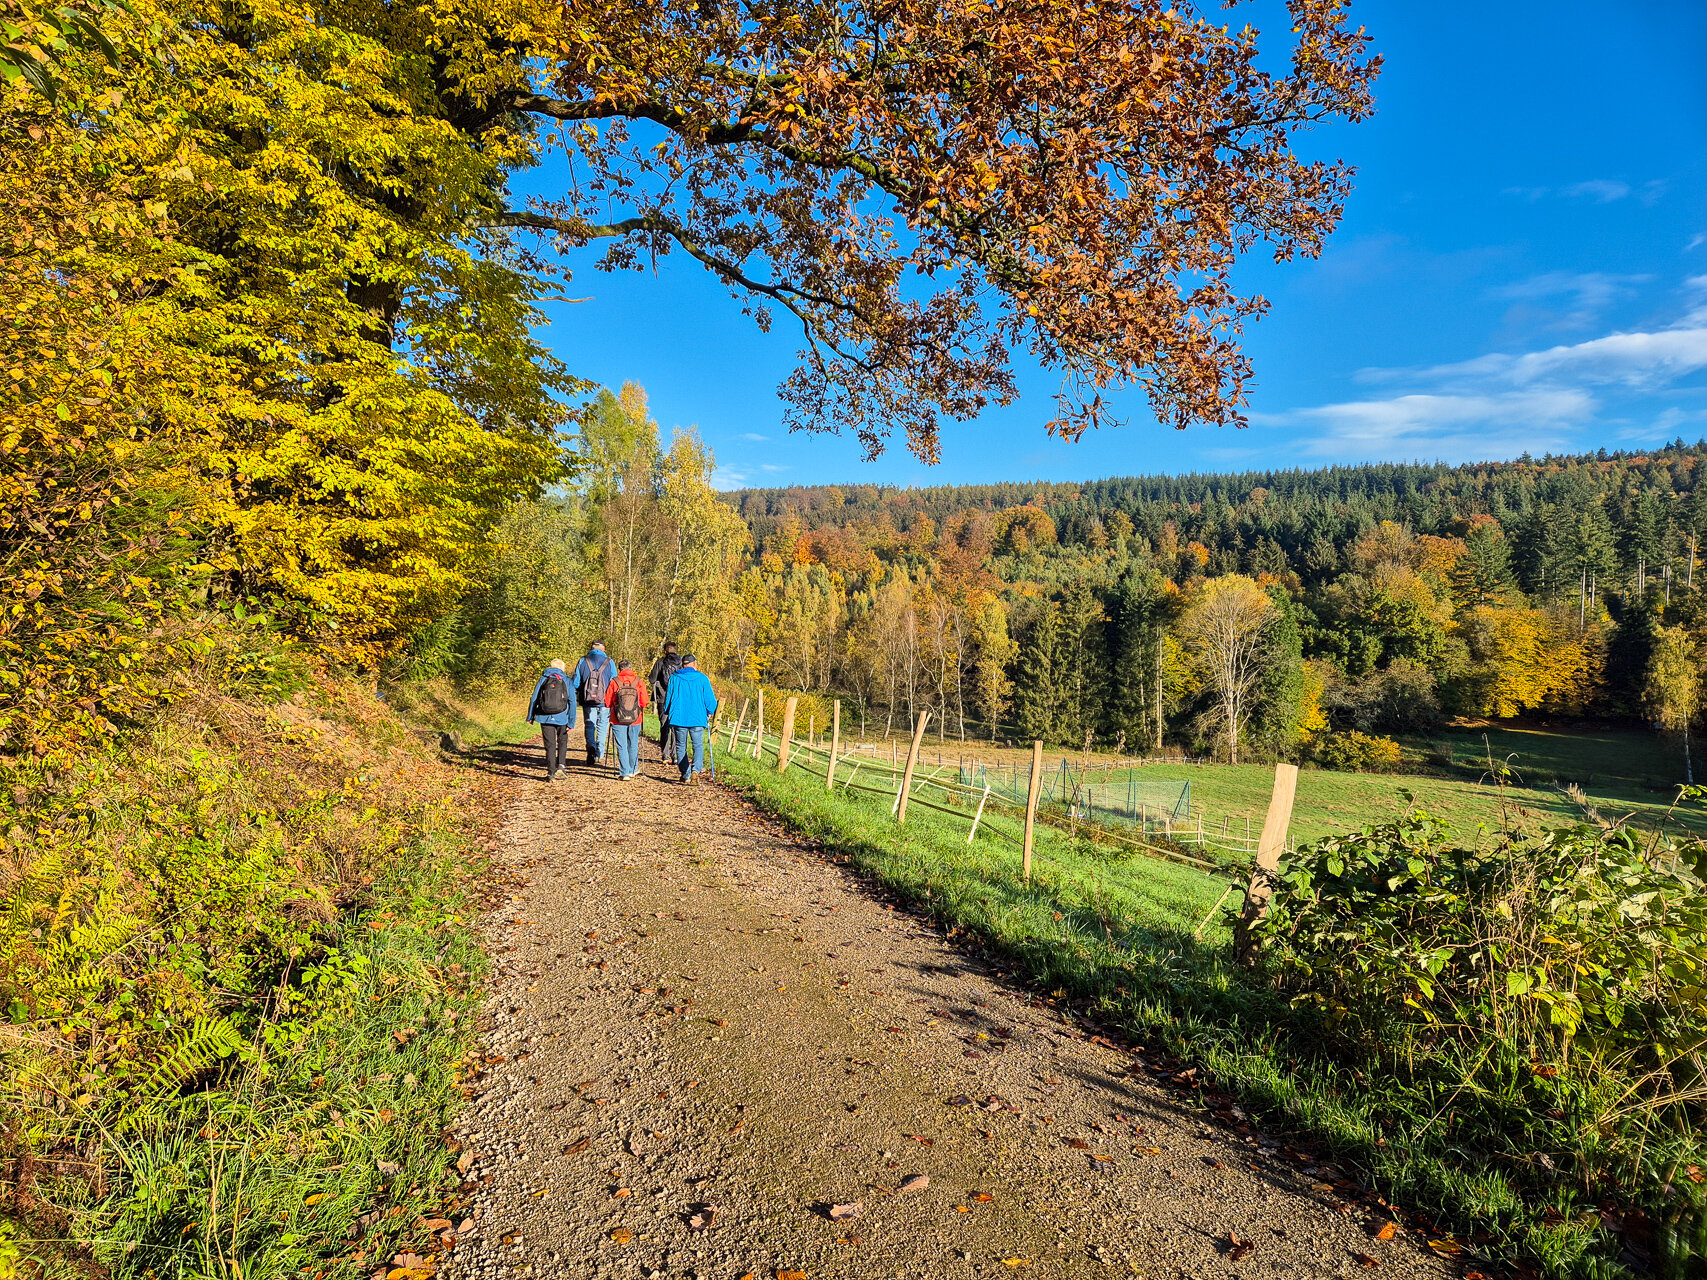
left=611, top=722, right=640, bottom=776
left=582, top=704, right=609, bottom=759
left=673, top=726, right=706, bottom=779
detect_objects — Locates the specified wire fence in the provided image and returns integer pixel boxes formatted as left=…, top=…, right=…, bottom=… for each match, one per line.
left=719, top=717, right=1239, bottom=873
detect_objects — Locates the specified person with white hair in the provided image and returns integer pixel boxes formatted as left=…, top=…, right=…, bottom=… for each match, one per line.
left=526, top=658, right=576, bottom=781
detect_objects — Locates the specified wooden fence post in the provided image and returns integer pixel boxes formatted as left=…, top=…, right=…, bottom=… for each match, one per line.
left=895, top=710, right=931, bottom=823
left=1022, top=740, right=1043, bottom=883
left=826, top=700, right=841, bottom=791
left=1233, top=761, right=1299, bottom=966
left=752, top=687, right=764, bottom=758
left=728, top=698, right=749, bottom=755
left=776, top=697, right=798, bottom=772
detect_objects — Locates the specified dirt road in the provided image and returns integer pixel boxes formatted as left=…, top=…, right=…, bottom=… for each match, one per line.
left=442, top=742, right=1456, bottom=1280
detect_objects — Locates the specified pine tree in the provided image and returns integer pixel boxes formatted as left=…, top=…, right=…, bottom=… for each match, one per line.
left=1013, top=603, right=1063, bottom=743
left=1056, top=577, right=1107, bottom=749
left=1450, top=520, right=1516, bottom=608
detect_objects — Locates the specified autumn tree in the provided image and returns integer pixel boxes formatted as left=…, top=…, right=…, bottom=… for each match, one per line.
left=1646, top=624, right=1704, bottom=783
left=492, top=0, right=1379, bottom=460
left=1178, top=574, right=1274, bottom=764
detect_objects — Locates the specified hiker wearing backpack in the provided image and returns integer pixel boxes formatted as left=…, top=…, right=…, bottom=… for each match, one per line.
left=661, top=652, right=718, bottom=783
left=526, top=658, right=576, bottom=781
left=603, top=659, right=650, bottom=780
left=573, top=641, right=616, bottom=767
left=648, top=641, right=683, bottom=763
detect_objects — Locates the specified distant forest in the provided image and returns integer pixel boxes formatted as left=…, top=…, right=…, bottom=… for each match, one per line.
left=716, top=442, right=1707, bottom=767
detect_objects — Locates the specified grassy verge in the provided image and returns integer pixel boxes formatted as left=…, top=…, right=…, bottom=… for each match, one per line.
left=2, top=653, right=499, bottom=1280
left=716, top=749, right=1663, bottom=1279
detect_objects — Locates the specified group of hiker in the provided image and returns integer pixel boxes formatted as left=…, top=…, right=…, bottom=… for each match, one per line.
left=525, top=640, right=719, bottom=784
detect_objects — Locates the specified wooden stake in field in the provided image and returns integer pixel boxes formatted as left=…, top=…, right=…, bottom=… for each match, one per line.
left=1233, top=761, right=1299, bottom=966
left=808, top=713, right=815, bottom=747
left=777, top=696, right=798, bottom=772
left=728, top=698, right=749, bottom=754
left=826, top=700, right=841, bottom=791
left=752, top=687, right=764, bottom=758
left=1022, top=740, right=1043, bottom=883
left=967, top=782, right=991, bottom=844
left=894, top=709, right=930, bottom=823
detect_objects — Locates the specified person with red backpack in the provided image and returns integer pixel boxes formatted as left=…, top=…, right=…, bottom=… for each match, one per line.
left=572, top=641, right=616, bottom=767
left=603, top=659, right=650, bottom=780
left=525, top=658, right=576, bottom=781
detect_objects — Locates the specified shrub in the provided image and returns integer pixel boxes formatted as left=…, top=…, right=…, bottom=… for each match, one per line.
left=1251, top=812, right=1707, bottom=1234
left=1309, top=728, right=1404, bottom=772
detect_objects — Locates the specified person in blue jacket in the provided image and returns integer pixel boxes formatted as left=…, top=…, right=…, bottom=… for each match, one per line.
left=525, top=659, right=577, bottom=781
left=661, top=653, right=718, bottom=783
left=572, top=641, right=616, bottom=767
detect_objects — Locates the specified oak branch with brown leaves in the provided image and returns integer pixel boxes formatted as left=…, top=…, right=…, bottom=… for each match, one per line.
left=493, top=0, right=1378, bottom=461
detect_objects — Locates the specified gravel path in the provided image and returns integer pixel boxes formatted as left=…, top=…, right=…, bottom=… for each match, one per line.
left=442, top=741, right=1458, bottom=1280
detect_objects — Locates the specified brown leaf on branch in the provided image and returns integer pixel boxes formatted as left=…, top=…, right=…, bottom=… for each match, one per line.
left=496, top=0, right=1380, bottom=463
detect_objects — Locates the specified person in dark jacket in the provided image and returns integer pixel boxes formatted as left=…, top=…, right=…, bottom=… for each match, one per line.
left=660, top=653, right=718, bottom=783
left=648, top=641, right=683, bottom=763
left=525, top=659, right=576, bottom=781
left=572, top=641, right=616, bottom=767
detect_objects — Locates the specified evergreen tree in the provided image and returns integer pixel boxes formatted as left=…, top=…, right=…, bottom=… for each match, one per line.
left=1013, top=603, right=1063, bottom=743
left=1251, top=585, right=1307, bottom=756
left=1056, top=577, right=1107, bottom=749
left=1450, top=520, right=1516, bottom=607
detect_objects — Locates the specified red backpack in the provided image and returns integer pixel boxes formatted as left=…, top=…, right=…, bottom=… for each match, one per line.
left=611, top=678, right=643, bottom=726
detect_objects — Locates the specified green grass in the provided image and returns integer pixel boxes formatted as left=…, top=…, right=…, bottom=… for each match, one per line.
left=2, top=675, right=490, bottom=1280
left=718, top=747, right=1652, bottom=1279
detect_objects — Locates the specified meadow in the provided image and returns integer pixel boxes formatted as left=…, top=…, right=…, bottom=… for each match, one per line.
left=714, top=728, right=1707, bottom=1280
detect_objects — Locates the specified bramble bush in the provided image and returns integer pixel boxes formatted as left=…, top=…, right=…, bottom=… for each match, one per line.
left=1250, top=805, right=1707, bottom=1270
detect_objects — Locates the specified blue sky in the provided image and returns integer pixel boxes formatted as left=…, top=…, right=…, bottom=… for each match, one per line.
left=519, top=0, right=1707, bottom=490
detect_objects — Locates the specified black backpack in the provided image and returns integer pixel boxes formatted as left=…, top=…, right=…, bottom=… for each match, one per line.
left=612, top=679, right=643, bottom=726
left=657, top=652, right=682, bottom=691
left=578, top=654, right=612, bottom=706
left=534, top=670, right=569, bottom=716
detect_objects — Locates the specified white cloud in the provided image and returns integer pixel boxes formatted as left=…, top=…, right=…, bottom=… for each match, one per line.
left=1276, top=276, right=1707, bottom=463
left=1501, top=179, right=1644, bottom=204
left=1688, top=233, right=1706, bottom=252
left=739, top=432, right=769, bottom=441
left=711, top=466, right=749, bottom=490
left=1564, top=179, right=1631, bottom=203
left=1259, top=390, right=1592, bottom=461
left=758, top=463, right=790, bottom=473
left=1420, top=327, right=1707, bottom=390
left=1486, top=270, right=1649, bottom=330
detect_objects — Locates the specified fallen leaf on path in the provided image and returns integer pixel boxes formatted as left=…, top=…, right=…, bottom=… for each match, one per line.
left=561, top=1138, right=590, bottom=1155
left=1204, top=1158, right=1226, bottom=1170
left=946, top=1094, right=972, bottom=1106
left=1373, top=1221, right=1396, bottom=1240
left=711, top=1019, right=729, bottom=1027
left=828, top=1203, right=862, bottom=1221
left=777, top=1270, right=807, bottom=1280
left=611, top=1188, right=630, bottom=1198
left=896, top=1174, right=929, bottom=1193
left=687, top=1206, right=717, bottom=1231
left=1353, top=1252, right=1379, bottom=1268
left=972, top=1193, right=994, bottom=1202
left=1001, top=1259, right=1031, bottom=1269
left=455, top=1219, right=474, bottom=1234
left=377, top=1161, right=403, bottom=1177
left=608, top=1228, right=632, bottom=1243
left=420, top=1219, right=452, bottom=1231
left=1065, top=1138, right=1090, bottom=1150
left=1427, top=1240, right=1466, bottom=1257
left=1227, top=1233, right=1253, bottom=1262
